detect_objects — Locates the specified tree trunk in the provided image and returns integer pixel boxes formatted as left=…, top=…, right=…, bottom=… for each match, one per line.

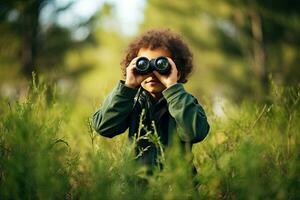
left=250, top=10, right=269, bottom=95
left=20, top=1, right=40, bottom=79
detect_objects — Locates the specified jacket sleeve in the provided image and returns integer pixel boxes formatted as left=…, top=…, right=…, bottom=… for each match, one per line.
left=162, top=83, right=210, bottom=143
left=92, top=81, right=139, bottom=138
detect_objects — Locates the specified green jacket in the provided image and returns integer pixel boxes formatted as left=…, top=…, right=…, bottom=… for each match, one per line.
left=92, top=81, right=210, bottom=169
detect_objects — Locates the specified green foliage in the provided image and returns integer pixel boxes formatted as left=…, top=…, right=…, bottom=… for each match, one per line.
left=195, top=83, right=300, bottom=199
left=0, top=76, right=77, bottom=199
left=141, top=0, right=300, bottom=101
left=1, top=1, right=299, bottom=198
left=1, top=78, right=299, bottom=199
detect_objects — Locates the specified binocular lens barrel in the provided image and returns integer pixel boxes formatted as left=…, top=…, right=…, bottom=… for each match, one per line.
left=136, top=58, right=149, bottom=72
left=155, top=57, right=169, bottom=70
left=135, top=56, right=170, bottom=75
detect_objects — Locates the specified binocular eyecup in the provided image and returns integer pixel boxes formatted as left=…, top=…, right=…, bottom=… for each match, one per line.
left=135, top=56, right=170, bottom=75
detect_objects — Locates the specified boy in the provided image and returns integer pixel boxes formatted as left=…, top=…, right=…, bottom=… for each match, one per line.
left=92, top=29, right=210, bottom=173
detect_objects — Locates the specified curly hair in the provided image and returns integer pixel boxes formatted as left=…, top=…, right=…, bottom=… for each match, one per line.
left=120, top=28, right=193, bottom=83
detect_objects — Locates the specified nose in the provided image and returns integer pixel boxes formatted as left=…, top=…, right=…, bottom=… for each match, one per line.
left=144, top=71, right=154, bottom=77
left=148, top=72, right=157, bottom=78
left=149, top=72, right=155, bottom=76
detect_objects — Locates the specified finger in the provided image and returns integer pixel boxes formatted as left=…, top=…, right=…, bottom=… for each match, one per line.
left=166, top=57, right=177, bottom=69
left=128, top=57, right=140, bottom=67
left=127, top=65, right=135, bottom=72
left=167, top=58, right=179, bottom=76
left=127, top=58, right=139, bottom=72
left=131, top=57, right=139, bottom=64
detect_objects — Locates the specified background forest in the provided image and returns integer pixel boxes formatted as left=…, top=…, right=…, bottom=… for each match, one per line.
left=0, top=0, right=299, bottom=199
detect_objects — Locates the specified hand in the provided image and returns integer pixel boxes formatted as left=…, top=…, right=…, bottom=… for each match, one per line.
left=125, top=57, right=149, bottom=88
left=153, top=57, right=180, bottom=88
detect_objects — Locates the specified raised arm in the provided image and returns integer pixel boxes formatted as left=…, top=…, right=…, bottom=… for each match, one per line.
left=92, top=81, right=138, bottom=138
left=162, top=83, right=210, bottom=143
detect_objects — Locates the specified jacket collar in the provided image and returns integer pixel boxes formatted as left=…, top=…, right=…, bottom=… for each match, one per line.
left=138, top=87, right=166, bottom=108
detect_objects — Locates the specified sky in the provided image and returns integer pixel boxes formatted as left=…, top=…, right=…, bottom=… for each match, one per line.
left=41, top=0, right=146, bottom=37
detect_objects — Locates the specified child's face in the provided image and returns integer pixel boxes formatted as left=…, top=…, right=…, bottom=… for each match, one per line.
left=137, top=47, right=172, bottom=96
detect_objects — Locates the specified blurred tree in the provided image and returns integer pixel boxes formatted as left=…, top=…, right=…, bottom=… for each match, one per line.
left=141, top=0, right=300, bottom=101
left=0, top=0, right=90, bottom=80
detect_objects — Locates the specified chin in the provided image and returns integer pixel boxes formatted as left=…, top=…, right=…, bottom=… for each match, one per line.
left=149, top=88, right=162, bottom=93
left=143, top=86, right=163, bottom=94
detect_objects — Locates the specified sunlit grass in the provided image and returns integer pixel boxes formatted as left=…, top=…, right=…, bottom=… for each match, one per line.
left=0, top=75, right=299, bottom=199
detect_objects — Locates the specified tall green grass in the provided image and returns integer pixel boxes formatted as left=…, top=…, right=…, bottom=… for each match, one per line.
left=0, top=77, right=299, bottom=199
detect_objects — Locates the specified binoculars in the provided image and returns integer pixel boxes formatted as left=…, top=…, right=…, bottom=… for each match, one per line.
left=135, top=56, right=171, bottom=75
